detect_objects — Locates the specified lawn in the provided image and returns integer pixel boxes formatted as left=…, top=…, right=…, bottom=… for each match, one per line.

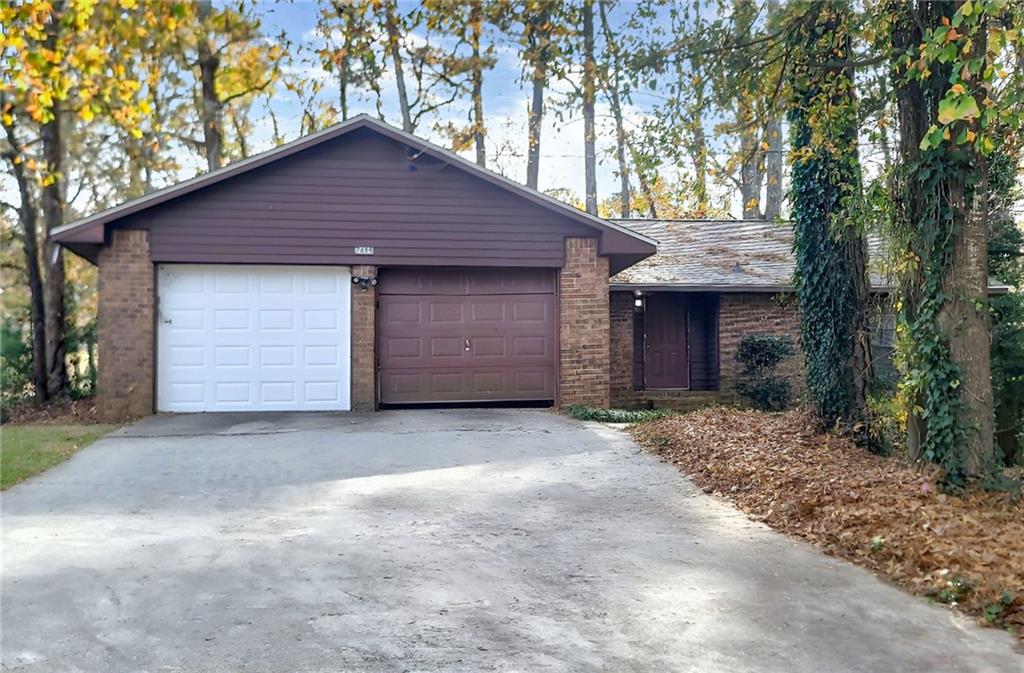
left=1, top=424, right=115, bottom=489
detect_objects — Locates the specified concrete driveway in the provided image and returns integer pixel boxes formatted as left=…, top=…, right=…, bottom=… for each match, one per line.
left=2, top=410, right=1018, bottom=672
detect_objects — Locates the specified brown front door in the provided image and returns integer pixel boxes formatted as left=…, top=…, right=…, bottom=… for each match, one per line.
left=644, top=294, right=689, bottom=389
left=377, top=269, right=556, bottom=404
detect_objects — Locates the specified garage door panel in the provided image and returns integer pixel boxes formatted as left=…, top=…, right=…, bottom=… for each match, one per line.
left=379, top=367, right=555, bottom=403
left=157, top=265, right=351, bottom=412
left=378, top=269, right=555, bottom=404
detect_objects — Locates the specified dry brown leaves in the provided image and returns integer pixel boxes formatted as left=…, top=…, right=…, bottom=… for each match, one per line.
left=632, top=406, right=1024, bottom=638
left=1, top=397, right=103, bottom=425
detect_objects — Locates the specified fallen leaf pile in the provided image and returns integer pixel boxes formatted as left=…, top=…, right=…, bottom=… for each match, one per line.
left=1, top=397, right=102, bottom=425
left=631, top=406, right=1024, bottom=638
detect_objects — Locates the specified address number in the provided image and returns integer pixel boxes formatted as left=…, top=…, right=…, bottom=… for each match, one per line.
left=354, top=246, right=375, bottom=255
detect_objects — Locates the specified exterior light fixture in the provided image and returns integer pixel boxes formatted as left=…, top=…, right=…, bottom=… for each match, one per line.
left=352, top=276, right=378, bottom=290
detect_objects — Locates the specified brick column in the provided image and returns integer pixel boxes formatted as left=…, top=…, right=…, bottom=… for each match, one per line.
left=609, top=291, right=635, bottom=407
left=559, top=238, right=610, bottom=407
left=350, top=265, right=377, bottom=411
left=97, top=229, right=154, bottom=421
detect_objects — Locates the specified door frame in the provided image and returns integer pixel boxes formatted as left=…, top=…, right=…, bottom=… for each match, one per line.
left=643, top=292, right=691, bottom=391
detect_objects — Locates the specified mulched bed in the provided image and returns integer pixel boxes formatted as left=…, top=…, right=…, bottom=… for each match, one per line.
left=632, top=407, right=1023, bottom=639
left=1, top=397, right=103, bottom=425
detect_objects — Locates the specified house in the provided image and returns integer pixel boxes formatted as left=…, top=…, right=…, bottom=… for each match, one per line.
left=53, top=116, right=1008, bottom=420
left=52, top=115, right=656, bottom=419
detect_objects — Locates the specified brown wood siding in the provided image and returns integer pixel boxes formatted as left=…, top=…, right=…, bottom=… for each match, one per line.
left=125, top=128, right=594, bottom=268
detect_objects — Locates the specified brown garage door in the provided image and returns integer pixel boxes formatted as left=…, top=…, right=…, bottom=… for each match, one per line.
left=378, top=268, right=556, bottom=404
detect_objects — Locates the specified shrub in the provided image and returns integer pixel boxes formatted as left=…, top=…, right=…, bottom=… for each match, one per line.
left=734, top=334, right=795, bottom=412
left=566, top=405, right=677, bottom=423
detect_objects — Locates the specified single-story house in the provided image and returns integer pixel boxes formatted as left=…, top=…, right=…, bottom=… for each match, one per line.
left=52, top=115, right=1009, bottom=420
left=52, top=114, right=656, bottom=419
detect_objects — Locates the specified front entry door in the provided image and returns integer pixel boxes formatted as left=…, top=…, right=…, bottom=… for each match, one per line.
left=644, top=294, right=689, bottom=389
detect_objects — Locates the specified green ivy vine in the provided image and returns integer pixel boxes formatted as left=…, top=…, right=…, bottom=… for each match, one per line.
left=787, top=2, right=862, bottom=427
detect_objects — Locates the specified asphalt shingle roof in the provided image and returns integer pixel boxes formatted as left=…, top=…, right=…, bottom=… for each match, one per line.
left=609, top=219, right=909, bottom=292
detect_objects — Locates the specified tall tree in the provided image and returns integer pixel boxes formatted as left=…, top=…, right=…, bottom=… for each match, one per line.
left=185, top=1, right=283, bottom=171
left=1, top=97, right=47, bottom=400
left=382, top=0, right=414, bottom=132
left=582, top=0, right=598, bottom=214
left=424, top=0, right=496, bottom=165
left=762, top=0, right=784, bottom=220
left=788, top=0, right=872, bottom=434
left=1, top=0, right=170, bottom=400
left=522, top=3, right=556, bottom=190
left=469, top=0, right=487, bottom=166
left=597, top=0, right=631, bottom=217
left=889, top=0, right=1022, bottom=481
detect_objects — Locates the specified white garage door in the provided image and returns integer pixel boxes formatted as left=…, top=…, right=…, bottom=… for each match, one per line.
left=157, top=265, right=351, bottom=412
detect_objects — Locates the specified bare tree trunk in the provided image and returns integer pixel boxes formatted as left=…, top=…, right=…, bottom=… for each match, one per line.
left=526, top=73, right=544, bottom=189
left=384, top=2, right=413, bottom=133
left=525, top=9, right=550, bottom=191
left=470, top=0, right=486, bottom=167
left=764, top=117, right=783, bottom=219
left=627, top=136, right=657, bottom=218
left=691, top=114, right=709, bottom=213
left=40, top=116, right=68, bottom=398
left=39, top=9, right=68, bottom=399
left=2, top=107, right=48, bottom=402
left=231, top=113, right=250, bottom=158
left=763, top=0, right=783, bottom=220
left=942, top=168, right=994, bottom=475
left=196, top=1, right=222, bottom=171
left=598, top=0, right=629, bottom=217
left=740, top=123, right=764, bottom=219
left=848, top=232, right=872, bottom=426
left=582, top=0, right=598, bottom=214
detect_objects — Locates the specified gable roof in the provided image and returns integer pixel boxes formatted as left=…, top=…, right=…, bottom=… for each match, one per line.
left=610, top=218, right=1010, bottom=294
left=52, top=114, right=655, bottom=263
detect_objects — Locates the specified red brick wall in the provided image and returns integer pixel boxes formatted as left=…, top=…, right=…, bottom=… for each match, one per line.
left=719, top=293, right=804, bottom=397
left=559, top=238, right=610, bottom=407
left=350, top=264, right=377, bottom=411
left=97, top=229, right=154, bottom=421
left=609, top=291, right=635, bottom=407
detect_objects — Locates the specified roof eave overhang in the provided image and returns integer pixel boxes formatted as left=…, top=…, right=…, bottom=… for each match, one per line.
left=610, top=282, right=1012, bottom=296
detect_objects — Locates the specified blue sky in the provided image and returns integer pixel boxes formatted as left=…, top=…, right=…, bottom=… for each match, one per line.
left=236, top=1, right=681, bottom=205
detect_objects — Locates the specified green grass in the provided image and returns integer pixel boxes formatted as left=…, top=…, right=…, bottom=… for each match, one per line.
left=565, top=405, right=678, bottom=424
left=1, top=424, right=115, bottom=489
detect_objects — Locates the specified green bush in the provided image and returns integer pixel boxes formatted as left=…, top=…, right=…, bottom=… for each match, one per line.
left=565, top=405, right=677, bottom=423
left=734, top=334, right=795, bottom=412
left=1, top=318, right=33, bottom=404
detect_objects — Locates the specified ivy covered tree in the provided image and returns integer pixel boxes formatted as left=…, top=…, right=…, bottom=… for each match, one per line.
left=889, top=0, right=1024, bottom=484
left=787, top=1, right=872, bottom=435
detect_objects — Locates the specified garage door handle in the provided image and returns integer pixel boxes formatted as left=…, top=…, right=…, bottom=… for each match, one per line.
left=465, top=338, right=471, bottom=351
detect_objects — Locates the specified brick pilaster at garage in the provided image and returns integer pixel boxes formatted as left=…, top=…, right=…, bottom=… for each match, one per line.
left=559, top=237, right=611, bottom=408
left=350, top=264, right=377, bottom=411
left=96, top=229, right=155, bottom=421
